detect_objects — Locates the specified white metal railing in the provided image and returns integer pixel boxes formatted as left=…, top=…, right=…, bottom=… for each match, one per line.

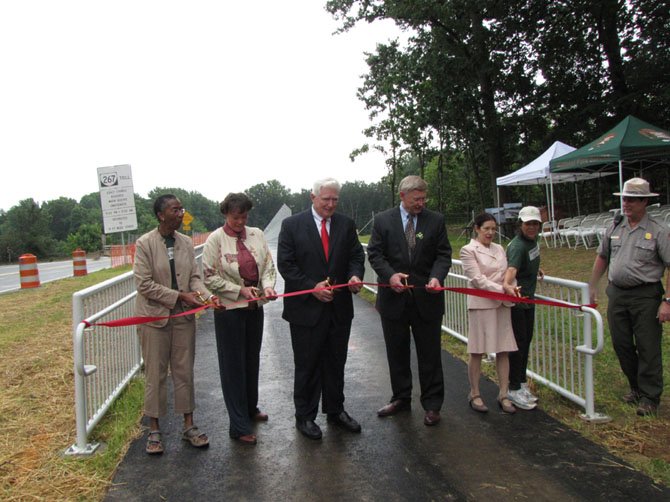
left=65, top=245, right=205, bottom=456
left=362, top=246, right=608, bottom=422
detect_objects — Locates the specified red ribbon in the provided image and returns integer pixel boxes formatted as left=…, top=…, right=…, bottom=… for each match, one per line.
left=83, top=282, right=593, bottom=328
left=83, top=304, right=211, bottom=328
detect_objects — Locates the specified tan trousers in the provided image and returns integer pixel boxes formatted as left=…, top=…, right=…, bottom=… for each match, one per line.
left=139, top=314, right=196, bottom=417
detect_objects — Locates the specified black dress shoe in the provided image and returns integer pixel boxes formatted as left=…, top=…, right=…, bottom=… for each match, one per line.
left=327, top=411, right=362, bottom=433
left=622, top=389, right=641, bottom=405
left=251, top=410, right=269, bottom=422
left=636, top=398, right=658, bottom=417
left=377, top=399, right=410, bottom=417
left=233, top=434, right=257, bottom=445
left=424, top=410, right=441, bottom=426
left=296, top=419, right=322, bottom=440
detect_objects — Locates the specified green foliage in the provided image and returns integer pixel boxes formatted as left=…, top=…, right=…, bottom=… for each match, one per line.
left=0, top=198, right=55, bottom=260
left=66, top=223, right=103, bottom=253
left=147, top=187, right=223, bottom=231
left=42, top=197, right=77, bottom=241
left=244, top=180, right=291, bottom=229
left=326, top=0, right=670, bottom=215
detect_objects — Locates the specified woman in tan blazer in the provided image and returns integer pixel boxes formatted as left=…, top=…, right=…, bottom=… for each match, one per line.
left=459, top=213, right=518, bottom=414
left=202, top=193, right=277, bottom=445
left=134, top=194, right=220, bottom=454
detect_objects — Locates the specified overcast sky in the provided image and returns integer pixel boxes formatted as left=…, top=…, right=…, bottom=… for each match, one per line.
left=0, top=1, right=402, bottom=212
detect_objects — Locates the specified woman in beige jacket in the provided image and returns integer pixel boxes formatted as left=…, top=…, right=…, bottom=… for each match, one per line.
left=202, top=193, right=277, bottom=445
left=459, top=213, right=518, bottom=414
left=134, top=194, right=221, bottom=454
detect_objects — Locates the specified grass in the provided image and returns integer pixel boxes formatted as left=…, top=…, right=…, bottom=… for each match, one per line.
left=0, top=266, right=146, bottom=501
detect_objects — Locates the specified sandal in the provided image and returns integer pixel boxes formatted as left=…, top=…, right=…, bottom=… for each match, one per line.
left=498, top=396, right=517, bottom=414
left=146, top=430, right=164, bottom=455
left=182, top=426, right=210, bottom=448
left=468, top=394, right=488, bottom=413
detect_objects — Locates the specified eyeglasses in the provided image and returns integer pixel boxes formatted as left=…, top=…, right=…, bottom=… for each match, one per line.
left=319, top=197, right=339, bottom=204
left=170, top=207, right=186, bottom=214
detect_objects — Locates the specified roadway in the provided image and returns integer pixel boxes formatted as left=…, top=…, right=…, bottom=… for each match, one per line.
left=0, top=256, right=113, bottom=294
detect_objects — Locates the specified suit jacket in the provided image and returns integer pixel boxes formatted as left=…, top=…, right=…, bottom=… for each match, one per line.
left=133, top=228, right=210, bottom=328
left=201, top=226, right=277, bottom=310
left=367, top=207, right=452, bottom=321
left=459, top=239, right=515, bottom=310
left=277, top=209, right=365, bottom=327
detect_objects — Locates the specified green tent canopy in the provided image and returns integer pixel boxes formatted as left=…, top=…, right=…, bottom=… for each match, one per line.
left=550, top=115, right=670, bottom=173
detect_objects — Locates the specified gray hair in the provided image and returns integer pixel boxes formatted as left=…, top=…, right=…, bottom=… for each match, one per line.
left=312, top=177, right=341, bottom=196
left=398, top=175, right=427, bottom=194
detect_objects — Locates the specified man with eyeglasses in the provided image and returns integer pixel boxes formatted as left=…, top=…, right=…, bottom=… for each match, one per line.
left=278, top=178, right=365, bottom=440
left=589, top=178, right=670, bottom=417
left=367, top=175, right=452, bottom=426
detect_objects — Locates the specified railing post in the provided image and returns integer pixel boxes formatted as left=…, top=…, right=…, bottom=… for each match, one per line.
left=64, top=294, right=100, bottom=456
left=578, top=283, right=610, bottom=423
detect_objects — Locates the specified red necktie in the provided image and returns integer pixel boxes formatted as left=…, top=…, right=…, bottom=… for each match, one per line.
left=321, top=218, right=329, bottom=261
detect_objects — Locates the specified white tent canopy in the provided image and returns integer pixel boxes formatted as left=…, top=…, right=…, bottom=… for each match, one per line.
left=497, top=141, right=614, bottom=224
left=497, top=141, right=575, bottom=186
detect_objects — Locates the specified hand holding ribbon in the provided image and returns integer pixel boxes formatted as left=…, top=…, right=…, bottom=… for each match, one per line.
left=312, top=277, right=335, bottom=303
left=389, top=273, right=410, bottom=294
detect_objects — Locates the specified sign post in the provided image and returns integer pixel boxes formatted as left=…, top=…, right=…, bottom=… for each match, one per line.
left=97, top=164, right=138, bottom=264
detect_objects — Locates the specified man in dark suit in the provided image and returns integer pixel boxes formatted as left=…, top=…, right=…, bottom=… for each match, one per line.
left=367, top=175, right=452, bottom=426
left=278, top=178, right=365, bottom=440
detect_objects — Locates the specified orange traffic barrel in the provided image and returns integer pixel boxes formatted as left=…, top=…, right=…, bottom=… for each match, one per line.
left=19, top=253, right=41, bottom=289
left=72, top=248, right=88, bottom=276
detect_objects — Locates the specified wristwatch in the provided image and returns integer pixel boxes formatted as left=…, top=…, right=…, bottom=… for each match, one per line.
left=665, top=297, right=670, bottom=304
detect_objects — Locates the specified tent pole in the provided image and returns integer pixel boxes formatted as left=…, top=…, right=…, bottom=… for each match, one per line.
left=549, top=174, right=557, bottom=247
left=575, top=183, right=580, bottom=216
left=496, top=187, right=501, bottom=244
left=619, top=159, right=623, bottom=214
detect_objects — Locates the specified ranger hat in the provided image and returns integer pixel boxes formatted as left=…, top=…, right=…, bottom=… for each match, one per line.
left=613, top=177, right=658, bottom=197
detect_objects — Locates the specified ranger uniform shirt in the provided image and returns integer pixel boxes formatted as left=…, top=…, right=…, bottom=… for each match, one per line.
left=506, top=233, right=541, bottom=309
left=597, top=213, right=670, bottom=288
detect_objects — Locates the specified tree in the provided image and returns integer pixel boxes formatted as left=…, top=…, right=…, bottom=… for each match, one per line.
left=42, top=197, right=77, bottom=241
left=244, top=180, right=291, bottom=229
left=147, top=188, right=221, bottom=231
left=66, top=223, right=103, bottom=253
left=0, top=199, right=54, bottom=259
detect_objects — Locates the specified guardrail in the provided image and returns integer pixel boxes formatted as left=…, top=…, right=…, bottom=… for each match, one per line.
left=362, top=245, right=609, bottom=422
left=65, top=244, right=205, bottom=456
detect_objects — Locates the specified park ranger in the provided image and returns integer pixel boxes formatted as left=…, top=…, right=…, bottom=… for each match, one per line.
left=589, top=178, right=670, bottom=416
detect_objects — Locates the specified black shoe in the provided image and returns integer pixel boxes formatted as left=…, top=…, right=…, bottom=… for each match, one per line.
left=636, top=398, right=658, bottom=417
left=327, top=411, right=362, bottom=433
left=377, top=399, right=411, bottom=417
left=623, top=389, right=641, bottom=404
left=296, top=419, right=322, bottom=440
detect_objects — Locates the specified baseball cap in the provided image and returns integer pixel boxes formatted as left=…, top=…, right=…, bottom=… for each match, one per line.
left=518, top=206, right=542, bottom=222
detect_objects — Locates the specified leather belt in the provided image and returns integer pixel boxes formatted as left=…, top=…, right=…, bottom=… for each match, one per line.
left=611, top=281, right=659, bottom=290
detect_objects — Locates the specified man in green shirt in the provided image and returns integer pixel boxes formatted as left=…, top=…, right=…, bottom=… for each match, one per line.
left=504, top=206, right=544, bottom=410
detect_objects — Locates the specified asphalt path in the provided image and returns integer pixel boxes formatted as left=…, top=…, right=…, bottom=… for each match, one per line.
left=105, top=277, right=669, bottom=501
left=0, top=256, right=112, bottom=294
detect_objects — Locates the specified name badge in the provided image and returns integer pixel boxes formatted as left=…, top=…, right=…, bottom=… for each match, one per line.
left=529, top=245, right=540, bottom=261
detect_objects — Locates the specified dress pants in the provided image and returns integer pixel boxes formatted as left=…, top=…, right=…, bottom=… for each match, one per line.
left=214, top=307, right=264, bottom=438
left=509, top=306, right=535, bottom=391
left=290, top=304, right=351, bottom=420
left=606, top=282, right=664, bottom=403
left=380, top=298, right=444, bottom=411
left=139, top=313, right=196, bottom=418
